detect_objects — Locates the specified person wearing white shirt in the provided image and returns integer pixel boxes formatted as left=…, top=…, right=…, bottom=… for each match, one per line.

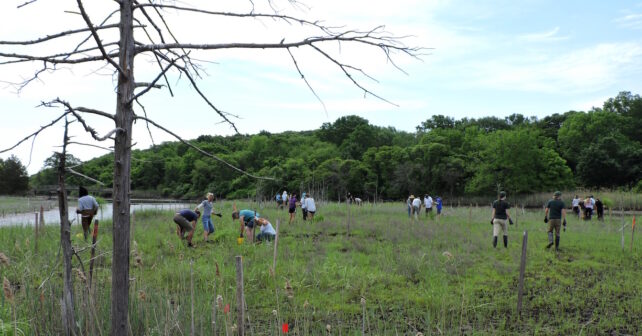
left=424, top=194, right=433, bottom=217
left=301, top=192, right=308, bottom=221
left=412, top=197, right=422, bottom=220
left=571, top=195, right=580, bottom=218
left=304, top=194, right=317, bottom=220
left=584, top=195, right=594, bottom=220
left=256, top=218, right=276, bottom=242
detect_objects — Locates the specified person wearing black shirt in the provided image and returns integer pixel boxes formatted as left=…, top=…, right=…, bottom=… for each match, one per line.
left=490, top=191, right=513, bottom=248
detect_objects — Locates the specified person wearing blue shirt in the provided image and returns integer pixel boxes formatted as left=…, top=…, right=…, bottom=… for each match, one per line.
left=195, top=192, right=222, bottom=242
left=173, top=209, right=200, bottom=247
left=232, top=203, right=260, bottom=243
left=436, top=196, right=443, bottom=216
left=76, top=186, right=99, bottom=241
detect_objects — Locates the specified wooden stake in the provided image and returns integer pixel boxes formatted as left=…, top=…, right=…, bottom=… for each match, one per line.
left=272, top=220, right=280, bottom=276
left=236, top=256, right=245, bottom=336
left=631, top=216, right=636, bottom=253
left=34, top=212, right=39, bottom=252
left=40, top=205, right=45, bottom=229
left=516, top=230, right=528, bottom=316
left=89, top=220, right=99, bottom=289
left=190, top=259, right=195, bottom=336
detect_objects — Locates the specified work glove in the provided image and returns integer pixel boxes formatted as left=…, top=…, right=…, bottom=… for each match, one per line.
left=490, top=218, right=494, bottom=225
left=239, top=232, right=244, bottom=238
left=563, top=219, right=567, bottom=231
left=509, top=218, right=514, bottom=225
left=215, top=213, right=222, bottom=218
left=544, top=217, right=548, bottom=223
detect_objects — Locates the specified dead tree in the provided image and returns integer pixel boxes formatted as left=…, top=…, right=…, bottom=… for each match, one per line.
left=0, top=1, right=420, bottom=335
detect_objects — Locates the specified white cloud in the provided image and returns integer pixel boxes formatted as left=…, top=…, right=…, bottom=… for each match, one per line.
left=615, top=13, right=642, bottom=29
left=518, top=27, right=569, bottom=42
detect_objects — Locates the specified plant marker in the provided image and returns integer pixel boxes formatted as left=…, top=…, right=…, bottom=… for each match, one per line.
left=282, top=323, right=289, bottom=333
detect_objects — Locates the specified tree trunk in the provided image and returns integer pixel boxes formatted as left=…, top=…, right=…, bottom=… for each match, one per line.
left=111, top=1, right=135, bottom=335
left=57, top=130, right=76, bottom=336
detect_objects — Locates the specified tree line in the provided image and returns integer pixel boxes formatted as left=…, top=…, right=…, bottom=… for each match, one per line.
left=27, top=91, right=642, bottom=200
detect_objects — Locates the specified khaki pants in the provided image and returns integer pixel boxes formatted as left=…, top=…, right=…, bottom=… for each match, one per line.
left=79, top=209, right=96, bottom=233
left=493, top=218, right=508, bottom=236
left=548, top=219, right=561, bottom=236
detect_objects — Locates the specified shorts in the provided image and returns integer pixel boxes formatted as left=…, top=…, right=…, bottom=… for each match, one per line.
left=244, top=218, right=256, bottom=229
left=79, top=209, right=95, bottom=232
left=493, top=218, right=508, bottom=236
left=289, top=207, right=296, bottom=214
left=548, top=219, right=561, bottom=235
left=202, top=216, right=214, bottom=234
left=426, top=207, right=432, bottom=212
left=173, top=214, right=194, bottom=232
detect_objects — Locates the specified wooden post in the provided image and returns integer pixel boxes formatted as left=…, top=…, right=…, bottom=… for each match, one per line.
left=40, top=205, right=45, bottom=229
left=272, top=220, right=280, bottom=275
left=89, top=220, right=99, bottom=288
left=631, top=216, right=636, bottom=253
left=130, top=211, right=135, bottom=244
left=621, top=203, right=625, bottom=251
left=516, top=230, right=528, bottom=316
left=190, top=259, right=195, bottom=336
left=34, top=212, right=39, bottom=252
left=236, top=256, right=245, bottom=336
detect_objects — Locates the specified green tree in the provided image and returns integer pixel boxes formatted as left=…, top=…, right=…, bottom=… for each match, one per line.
left=0, top=155, right=29, bottom=195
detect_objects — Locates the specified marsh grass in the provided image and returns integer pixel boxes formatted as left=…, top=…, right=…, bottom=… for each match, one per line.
left=0, top=201, right=640, bottom=334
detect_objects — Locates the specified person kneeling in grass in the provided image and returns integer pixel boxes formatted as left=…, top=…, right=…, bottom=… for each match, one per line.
left=232, top=203, right=259, bottom=243
left=255, top=217, right=276, bottom=242
left=173, top=209, right=200, bottom=247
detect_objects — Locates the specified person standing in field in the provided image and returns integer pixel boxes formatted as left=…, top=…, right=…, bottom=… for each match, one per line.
left=304, top=193, right=317, bottom=220
left=571, top=195, right=580, bottom=218
left=412, top=196, right=422, bottom=220
left=76, top=186, right=99, bottom=241
left=595, top=198, right=604, bottom=221
left=301, top=192, right=308, bottom=221
left=288, top=193, right=298, bottom=224
left=544, top=191, right=567, bottom=251
left=584, top=195, right=594, bottom=220
left=282, top=190, right=288, bottom=210
left=173, top=209, right=200, bottom=247
left=232, top=203, right=260, bottom=243
left=424, top=194, right=433, bottom=217
left=406, top=195, right=414, bottom=218
left=435, top=196, right=443, bottom=217
left=490, top=191, right=513, bottom=248
left=195, top=192, right=222, bottom=242
left=275, top=193, right=282, bottom=209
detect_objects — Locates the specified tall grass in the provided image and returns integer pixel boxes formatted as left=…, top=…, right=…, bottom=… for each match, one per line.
left=0, top=201, right=640, bottom=334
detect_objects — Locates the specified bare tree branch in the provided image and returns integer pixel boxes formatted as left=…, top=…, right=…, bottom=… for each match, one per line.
left=67, top=141, right=114, bottom=151
left=45, top=99, right=121, bottom=141
left=287, top=48, right=327, bottom=114
left=129, top=57, right=178, bottom=102
left=0, top=24, right=123, bottom=45
left=75, top=0, right=127, bottom=77
left=66, top=167, right=106, bottom=185
left=17, top=0, right=38, bottom=9
left=0, top=111, right=70, bottom=154
left=134, top=115, right=276, bottom=181
left=134, top=99, right=156, bottom=146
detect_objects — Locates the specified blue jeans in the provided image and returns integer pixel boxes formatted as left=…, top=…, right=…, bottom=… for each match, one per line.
left=202, top=216, right=215, bottom=234
left=256, top=232, right=275, bottom=241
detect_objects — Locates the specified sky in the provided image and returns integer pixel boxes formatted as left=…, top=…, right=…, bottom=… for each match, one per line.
left=1, top=0, right=642, bottom=174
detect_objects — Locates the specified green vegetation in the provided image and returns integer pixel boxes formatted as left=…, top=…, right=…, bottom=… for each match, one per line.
left=0, top=156, right=29, bottom=195
left=0, top=196, right=56, bottom=215
left=1, top=202, right=640, bottom=334
left=26, top=91, right=642, bottom=201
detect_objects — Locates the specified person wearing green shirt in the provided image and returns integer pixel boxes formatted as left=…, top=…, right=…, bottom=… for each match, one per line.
left=544, top=191, right=567, bottom=251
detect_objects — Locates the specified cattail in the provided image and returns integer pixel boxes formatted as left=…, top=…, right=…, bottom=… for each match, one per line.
left=360, top=297, right=366, bottom=305
left=272, top=309, right=278, bottom=316
left=326, top=324, right=331, bottom=333
left=75, top=268, right=87, bottom=283
left=442, top=251, right=453, bottom=259
left=0, top=252, right=9, bottom=266
left=3, top=277, right=13, bottom=302
left=285, top=280, right=294, bottom=299
left=138, top=290, right=146, bottom=301
left=215, top=262, right=220, bottom=277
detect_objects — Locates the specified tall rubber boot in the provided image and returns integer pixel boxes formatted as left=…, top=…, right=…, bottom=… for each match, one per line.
left=493, top=236, right=498, bottom=248
left=555, top=235, right=560, bottom=251
left=503, top=235, right=508, bottom=248
left=546, top=232, right=554, bottom=249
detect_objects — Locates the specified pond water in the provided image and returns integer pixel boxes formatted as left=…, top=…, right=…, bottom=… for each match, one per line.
left=0, top=202, right=192, bottom=227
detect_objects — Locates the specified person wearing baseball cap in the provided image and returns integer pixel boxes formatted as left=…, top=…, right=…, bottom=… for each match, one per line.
left=544, top=191, right=567, bottom=251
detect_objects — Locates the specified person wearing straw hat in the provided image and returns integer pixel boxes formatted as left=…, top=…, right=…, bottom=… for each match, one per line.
left=544, top=191, right=567, bottom=251
left=76, top=186, right=99, bottom=241
left=490, top=191, right=513, bottom=248
left=195, top=192, right=222, bottom=242
left=406, top=195, right=415, bottom=218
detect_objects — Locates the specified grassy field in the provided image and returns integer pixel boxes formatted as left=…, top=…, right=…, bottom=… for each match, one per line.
left=0, top=196, right=57, bottom=216
left=0, top=201, right=640, bottom=335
